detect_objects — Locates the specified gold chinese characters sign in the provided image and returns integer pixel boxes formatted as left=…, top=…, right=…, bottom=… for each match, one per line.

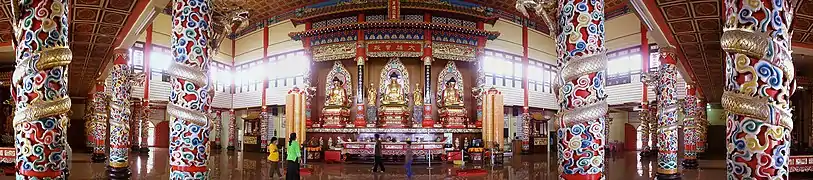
left=367, top=40, right=423, bottom=57
left=433, top=42, right=476, bottom=61
left=310, top=42, right=357, bottom=61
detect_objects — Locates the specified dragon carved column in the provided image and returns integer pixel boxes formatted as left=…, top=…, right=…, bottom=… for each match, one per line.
left=517, top=0, right=608, bottom=179
left=721, top=0, right=795, bottom=179
left=168, top=0, right=213, bottom=178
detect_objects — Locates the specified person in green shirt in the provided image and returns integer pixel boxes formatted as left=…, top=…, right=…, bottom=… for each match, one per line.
left=286, top=133, right=301, bottom=180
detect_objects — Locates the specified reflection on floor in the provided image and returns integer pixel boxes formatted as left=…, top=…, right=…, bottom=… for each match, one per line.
left=0, top=149, right=743, bottom=180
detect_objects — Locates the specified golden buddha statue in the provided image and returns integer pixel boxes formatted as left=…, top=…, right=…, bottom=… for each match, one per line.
left=325, top=77, right=349, bottom=107
left=377, top=72, right=409, bottom=128
left=322, top=76, right=351, bottom=128
left=440, top=78, right=464, bottom=107
left=414, top=83, right=423, bottom=106
left=381, top=73, right=407, bottom=106
left=367, top=83, right=377, bottom=106
left=438, top=77, right=467, bottom=128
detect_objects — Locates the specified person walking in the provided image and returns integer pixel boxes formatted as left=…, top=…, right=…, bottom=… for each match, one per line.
left=372, top=134, right=385, bottom=173
left=268, top=137, right=282, bottom=179
left=404, top=141, right=413, bottom=178
left=286, top=133, right=301, bottom=180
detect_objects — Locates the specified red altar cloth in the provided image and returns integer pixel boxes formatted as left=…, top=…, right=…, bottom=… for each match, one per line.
left=342, top=142, right=445, bottom=155
left=325, top=150, right=342, bottom=163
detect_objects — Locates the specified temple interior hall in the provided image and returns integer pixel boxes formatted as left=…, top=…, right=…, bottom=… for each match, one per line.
left=0, top=0, right=813, bottom=179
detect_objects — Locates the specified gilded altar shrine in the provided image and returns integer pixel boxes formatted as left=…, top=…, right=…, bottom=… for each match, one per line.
left=283, top=0, right=502, bottom=164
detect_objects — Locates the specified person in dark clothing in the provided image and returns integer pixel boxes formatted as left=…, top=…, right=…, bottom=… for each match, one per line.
left=372, top=134, right=385, bottom=173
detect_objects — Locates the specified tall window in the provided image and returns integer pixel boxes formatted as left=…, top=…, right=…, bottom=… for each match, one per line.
left=267, top=50, right=308, bottom=88
left=483, top=50, right=556, bottom=93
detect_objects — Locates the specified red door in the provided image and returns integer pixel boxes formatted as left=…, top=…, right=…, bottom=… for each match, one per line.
left=624, top=123, right=637, bottom=151
left=154, top=121, right=170, bottom=148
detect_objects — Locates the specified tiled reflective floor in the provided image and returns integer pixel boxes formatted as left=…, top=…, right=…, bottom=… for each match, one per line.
left=0, top=149, right=745, bottom=180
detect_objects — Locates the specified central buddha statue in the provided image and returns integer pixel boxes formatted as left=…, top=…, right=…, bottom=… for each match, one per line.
left=382, top=73, right=407, bottom=106
left=377, top=58, right=411, bottom=128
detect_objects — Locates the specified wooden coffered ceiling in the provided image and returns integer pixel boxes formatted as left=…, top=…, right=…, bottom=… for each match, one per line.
left=0, top=0, right=145, bottom=97
left=644, top=0, right=810, bottom=103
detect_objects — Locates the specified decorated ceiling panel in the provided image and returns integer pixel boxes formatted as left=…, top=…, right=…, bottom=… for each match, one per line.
left=649, top=0, right=809, bottom=103
left=0, top=0, right=142, bottom=97
left=653, top=0, right=724, bottom=102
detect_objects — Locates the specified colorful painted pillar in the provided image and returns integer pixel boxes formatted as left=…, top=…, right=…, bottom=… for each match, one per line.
left=228, top=109, right=236, bottom=150
left=721, top=0, right=794, bottom=179
left=107, top=49, right=133, bottom=179
left=214, top=110, right=222, bottom=149
left=131, top=104, right=140, bottom=152
left=639, top=103, right=650, bottom=155
left=682, top=86, right=698, bottom=169
left=85, top=92, right=95, bottom=151
left=169, top=0, right=213, bottom=178
left=517, top=0, right=609, bottom=179
left=655, top=47, right=679, bottom=179
left=10, top=0, right=72, bottom=178
left=696, top=100, right=707, bottom=153
left=92, top=85, right=109, bottom=163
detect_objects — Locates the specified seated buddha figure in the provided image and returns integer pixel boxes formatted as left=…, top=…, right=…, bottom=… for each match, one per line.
left=325, top=77, right=349, bottom=107
left=322, top=76, right=351, bottom=128
left=381, top=73, right=407, bottom=106
left=377, top=72, right=409, bottom=128
left=438, top=78, right=467, bottom=128
left=440, top=78, right=464, bottom=107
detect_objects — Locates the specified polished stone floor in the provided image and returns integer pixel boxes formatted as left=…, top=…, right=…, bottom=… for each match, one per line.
left=0, top=148, right=740, bottom=180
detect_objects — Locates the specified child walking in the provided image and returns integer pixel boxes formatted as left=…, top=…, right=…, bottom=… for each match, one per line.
left=404, top=141, right=413, bottom=178
left=268, top=137, right=282, bottom=179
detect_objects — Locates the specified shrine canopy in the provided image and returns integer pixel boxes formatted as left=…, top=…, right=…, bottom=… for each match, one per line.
left=287, top=0, right=501, bottom=62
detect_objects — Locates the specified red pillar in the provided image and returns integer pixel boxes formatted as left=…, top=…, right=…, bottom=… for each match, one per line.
left=140, top=23, right=153, bottom=152
left=228, top=39, right=236, bottom=150
left=639, top=23, right=651, bottom=154
left=422, top=13, right=435, bottom=128
left=261, top=25, right=270, bottom=150
left=355, top=13, right=368, bottom=128
left=520, top=22, right=531, bottom=152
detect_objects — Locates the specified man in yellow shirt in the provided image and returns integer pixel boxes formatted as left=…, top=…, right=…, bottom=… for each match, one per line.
left=268, top=137, right=281, bottom=178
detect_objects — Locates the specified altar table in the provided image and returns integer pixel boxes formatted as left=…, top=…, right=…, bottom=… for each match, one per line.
left=341, top=142, right=445, bottom=156
left=790, top=155, right=813, bottom=173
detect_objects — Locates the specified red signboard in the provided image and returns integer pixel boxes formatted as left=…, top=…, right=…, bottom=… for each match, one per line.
left=367, top=43, right=422, bottom=53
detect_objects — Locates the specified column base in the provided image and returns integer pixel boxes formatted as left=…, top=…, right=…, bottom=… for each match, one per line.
left=682, top=159, right=698, bottom=169
left=107, top=166, right=132, bottom=180
left=228, top=146, right=235, bottom=151
left=655, top=173, right=680, bottom=180
left=91, top=153, right=107, bottom=163
left=139, top=147, right=151, bottom=154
